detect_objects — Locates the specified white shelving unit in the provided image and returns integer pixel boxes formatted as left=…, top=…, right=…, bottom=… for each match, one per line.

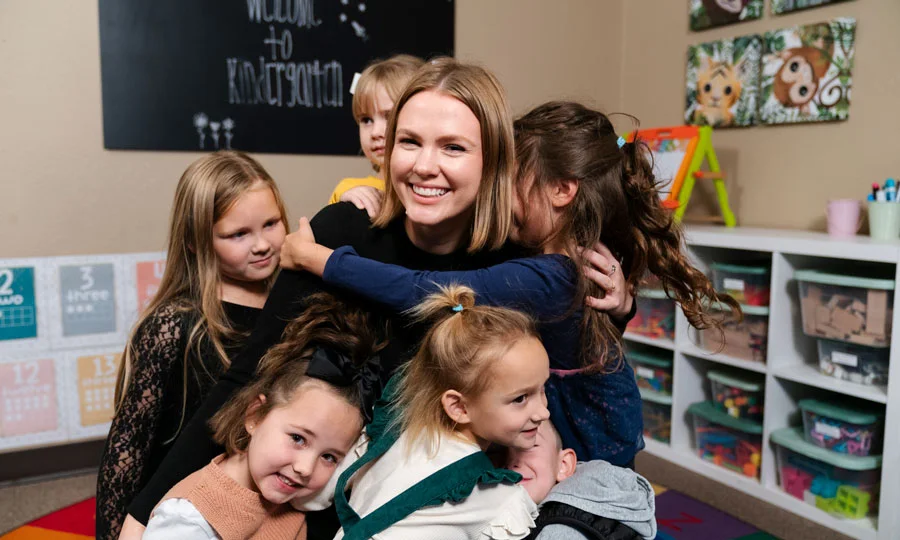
left=628, top=226, right=900, bottom=540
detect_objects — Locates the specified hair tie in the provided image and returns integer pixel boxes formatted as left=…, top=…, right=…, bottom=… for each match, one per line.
left=452, top=304, right=464, bottom=312
left=617, top=136, right=626, bottom=149
left=307, top=346, right=383, bottom=424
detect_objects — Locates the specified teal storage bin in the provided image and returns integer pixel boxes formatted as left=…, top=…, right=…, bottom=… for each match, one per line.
left=798, top=399, right=884, bottom=457
left=772, top=427, right=881, bottom=520
left=711, top=262, right=770, bottom=306
left=640, top=388, right=671, bottom=443
left=630, top=350, right=673, bottom=394
left=688, top=401, right=762, bottom=479
left=700, top=302, right=769, bottom=362
left=708, top=370, right=764, bottom=421
left=817, top=338, right=889, bottom=387
left=795, top=270, right=894, bottom=347
left=628, top=289, right=675, bottom=340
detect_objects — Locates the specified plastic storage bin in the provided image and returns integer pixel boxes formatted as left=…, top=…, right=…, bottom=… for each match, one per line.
left=707, top=370, right=764, bottom=421
left=711, top=263, right=770, bottom=306
left=817, top=339, right=890, bottom=387
left=700, top=303, right=768, bottom=362
left=796, top=270, right=894, bottom=347
left=630, top=350, right=673, bottom=394
left=688, top=401, right=762, bottom=479
left=627, top=289, right=675, bottom=341
left=799, top=399, right=884, bottom=457
left=640, top=388, right=671, bottom=443
left=772, top=427, right=881, bottom=520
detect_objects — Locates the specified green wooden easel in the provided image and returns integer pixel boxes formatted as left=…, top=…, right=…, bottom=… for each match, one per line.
left=630, top=125, right=736, bottom=227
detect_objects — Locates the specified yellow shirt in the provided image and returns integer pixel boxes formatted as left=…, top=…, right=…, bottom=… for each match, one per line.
left=329, top=176, right=385, bottom=204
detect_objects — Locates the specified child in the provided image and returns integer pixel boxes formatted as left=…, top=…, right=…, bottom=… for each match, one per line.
left=143, top=293, right=385, bottom=539
left=96, top=151, right=289, bottom=540
left=507, top=422, right=657, bottom=540
left=332, top=286, right=545, bottom=539
left=329, top=54, right=424, bottom=216
left=281, top=101, right=739, bottom=467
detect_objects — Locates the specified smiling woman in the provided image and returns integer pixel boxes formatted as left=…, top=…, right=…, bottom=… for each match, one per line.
left=121, top=58, right=528, bottom=540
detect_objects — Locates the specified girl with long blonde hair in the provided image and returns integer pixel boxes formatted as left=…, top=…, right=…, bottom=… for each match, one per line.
left=96, top=150, right=289, bottom=540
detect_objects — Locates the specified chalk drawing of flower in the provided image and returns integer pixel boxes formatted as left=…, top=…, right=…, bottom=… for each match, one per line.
left=223, top=118, right=235, bottom=150
left=209, top=121, right=221, bottom=149
left=193, top=113, right=208, bottom=149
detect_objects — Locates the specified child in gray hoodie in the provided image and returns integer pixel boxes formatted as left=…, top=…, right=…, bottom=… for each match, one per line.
left=507, top=421, right=658, bottom=540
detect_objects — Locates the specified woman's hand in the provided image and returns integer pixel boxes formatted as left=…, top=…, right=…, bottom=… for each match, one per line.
left=580, top=242, right=633, bottom=320
left=117, top=514, right=146, bottom=540
left=340, top=186, right=384, bottom=218
left=279, top=218, right=334, bottom=277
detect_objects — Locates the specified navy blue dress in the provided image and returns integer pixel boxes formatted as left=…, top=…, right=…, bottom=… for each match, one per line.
left=322, top=246, right=644, bottom=466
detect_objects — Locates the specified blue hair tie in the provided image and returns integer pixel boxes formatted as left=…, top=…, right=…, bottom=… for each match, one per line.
left=452, top=304, right=464, bottom=312
left=617, top=136, right=626, bottom=149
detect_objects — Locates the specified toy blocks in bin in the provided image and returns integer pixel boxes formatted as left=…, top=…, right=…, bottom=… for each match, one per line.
left=700, top=302, right=768, bottom=362
left=711, top=263, right=770, bottom=306
left=708, top=370, right=764, bottom=422
left=630, top=350, right=673, bottom=394
left=688, top=401, right=762, bottom=480
left=799, top=399, right=884, bottom=457
left=628, top=289, right=675, bottom=340
left=772, top=427, right=881, bottom=520
left=795, top=270, right=894, bottom=347
left=640, top=388, right=672, bottom=443
left=817, top=339, right=889, bottom=387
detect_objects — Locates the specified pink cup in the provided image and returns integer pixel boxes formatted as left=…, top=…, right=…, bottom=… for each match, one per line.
left=826, top=199, right=861, bottom=238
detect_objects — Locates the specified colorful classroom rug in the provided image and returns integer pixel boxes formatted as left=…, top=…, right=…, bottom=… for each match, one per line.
left=2, top=490, right=778, bottom=540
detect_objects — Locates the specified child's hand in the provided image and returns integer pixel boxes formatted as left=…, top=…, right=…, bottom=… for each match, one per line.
left=341, top=186, right=384, bottom=218
left=280, top=218, right=333, bottom=277
left=579, top=242, right=633, bottom=320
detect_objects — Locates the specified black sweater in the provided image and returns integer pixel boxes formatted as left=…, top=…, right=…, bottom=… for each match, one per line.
left=96, top=301, right=259, bottom=540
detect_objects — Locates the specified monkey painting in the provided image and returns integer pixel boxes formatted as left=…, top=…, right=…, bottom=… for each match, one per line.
left=690, top=0, right=761, bottom=31
left=760, top=18, right=856, bottom=124
left=702, top=0, right=750, bottom=26
left=771, top=24, right=834, bottom=113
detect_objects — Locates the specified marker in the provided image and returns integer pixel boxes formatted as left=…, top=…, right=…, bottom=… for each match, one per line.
left=884, top=178, right=897, bottom=202
left=868, top=194, right=876, bottom=201
left=877, top=190, right=887, bottom=202
left=872, top=183, right=881, bottom=200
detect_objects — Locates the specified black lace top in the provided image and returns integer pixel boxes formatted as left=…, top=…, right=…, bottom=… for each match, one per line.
left=94, top=301, right=260, bottom=540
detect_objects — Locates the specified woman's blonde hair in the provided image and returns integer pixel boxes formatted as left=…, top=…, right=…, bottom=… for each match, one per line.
left=211, top=293, right=385, bottom=454
left=372, top=57, right=515, bottom=253
left=393, top=285, right=538, bottom=456
left=114, top=151, right=289, bottom=436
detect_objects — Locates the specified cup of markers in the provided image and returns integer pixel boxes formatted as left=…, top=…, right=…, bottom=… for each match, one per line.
left=868, top=179, right=900, bottom=240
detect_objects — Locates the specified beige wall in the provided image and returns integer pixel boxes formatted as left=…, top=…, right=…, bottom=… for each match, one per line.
left=0, top=0, right=623, bottom=258
left=6, top=0, right=883, bottom=258
left=621, top=0, right=900, bottom=230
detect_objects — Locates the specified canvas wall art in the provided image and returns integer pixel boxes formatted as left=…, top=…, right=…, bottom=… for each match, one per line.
left=771, top=0, right=853, bottom=15
left=760, top=18, right=856, bottom=124
left=690, top=0, right=763, bottom=31
left=686, top=35, right=762, bottom=128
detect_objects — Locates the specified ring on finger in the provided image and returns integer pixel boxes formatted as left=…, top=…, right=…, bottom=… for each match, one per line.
left=609, top=264, right=617, bottom=275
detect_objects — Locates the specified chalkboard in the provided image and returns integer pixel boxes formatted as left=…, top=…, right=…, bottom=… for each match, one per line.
left=98, top=0, right=455, bottom=155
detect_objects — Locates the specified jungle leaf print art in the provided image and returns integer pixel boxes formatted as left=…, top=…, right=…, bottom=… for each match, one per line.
left=690, top=0, right=763, bottom=31
left=686, top=35, right=762, bottom=128
left=760, top=18, right=856, bottom=124
left=771, top=0, right=854, bottom=15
